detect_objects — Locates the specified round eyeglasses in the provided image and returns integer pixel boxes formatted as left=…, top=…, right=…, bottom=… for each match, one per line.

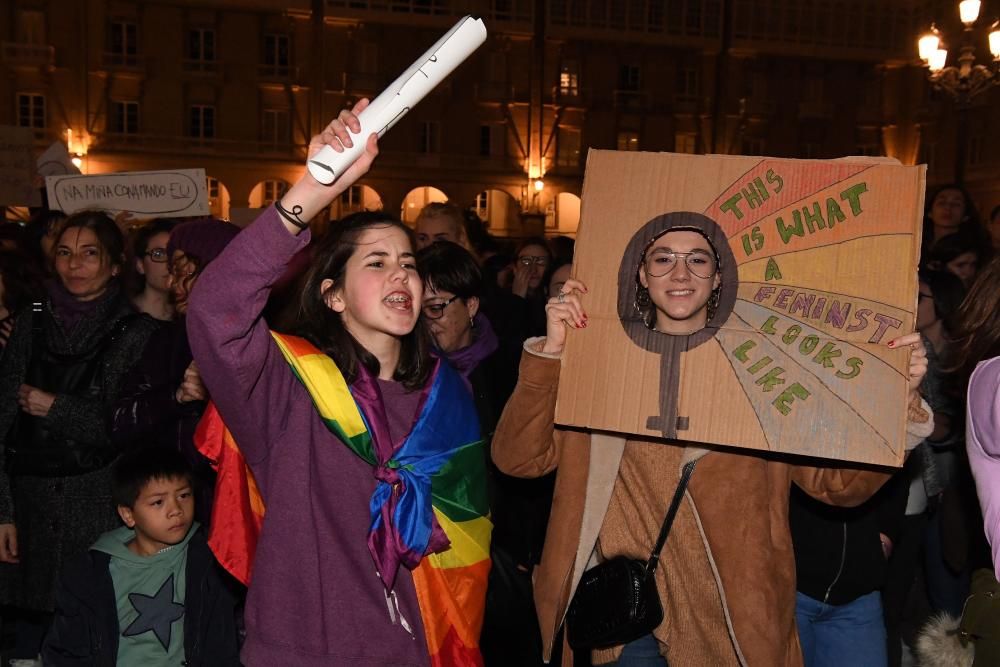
left=422, top=295, right=461, bottom=320
left=144, top=248, right=169, bottom=263
left=642, top=251, right=718, bottom=279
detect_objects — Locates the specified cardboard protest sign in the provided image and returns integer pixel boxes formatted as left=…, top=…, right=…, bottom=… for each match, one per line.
left=555, top=150, right=924, bottom=467
left=36, top=141, right=81, bottom=178
left=46, top=169, right=209, bottom=217
left=0, top=126, right=41, bottom=207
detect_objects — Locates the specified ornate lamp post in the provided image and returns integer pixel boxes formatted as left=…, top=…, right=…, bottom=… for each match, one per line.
left=917, top=0, right=1000, bottom=183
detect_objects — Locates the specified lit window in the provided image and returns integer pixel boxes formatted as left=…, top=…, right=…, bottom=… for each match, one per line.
left=617, top=131, right=639, bottom=151
left=560, top=61, right=579, bottom=96
left=675, top=133, right=697, bottom=154
left=557, top=127, right=581, bottom=167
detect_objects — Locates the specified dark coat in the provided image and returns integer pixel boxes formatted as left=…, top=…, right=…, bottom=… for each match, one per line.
left=790, top=466, right=909, bottom=605
left=41, top=527, right=241, bottom=666
left=110, top=321, right=214, bottom=524
left=0, top=284, right=158, bottom=611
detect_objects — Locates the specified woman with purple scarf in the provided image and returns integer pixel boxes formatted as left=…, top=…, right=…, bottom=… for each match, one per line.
left=416, top=241, right=552, bottom=666
left=0, top=211, right=158, bottom=659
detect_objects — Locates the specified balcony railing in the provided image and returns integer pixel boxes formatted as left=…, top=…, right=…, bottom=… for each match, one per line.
left=672, top=94, right=701, bottom=114
left=325, top=0, right=453, bottom=16
left=182, top=59, right=220, bottom=74
left=258, top=64, right=299, bottom=80
left=551, top=85, right=589, bottom=106
left=341, top=71, right=382, bottom=95
left=798, top=100, right=834, bottom=120
left=730, top=0, right=918, bottom=58
left=102, top=52, right=146, bottom=71
left=1, top=42, right=55, bottom=67
left=376, top=150, right=522, bottom=173
left=475, top=82, right=516, bottom=104
left=613, top=89, right=648, bottom=111
left=742, top=97, right=776, bottom=117
left=92, top=132, right=307, bottom=158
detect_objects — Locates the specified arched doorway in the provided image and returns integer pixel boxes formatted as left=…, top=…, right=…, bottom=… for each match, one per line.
left=472, top=188, right=521, bottom=236
left=400, top=186, right=448, bottom=224
left=206, top=176, right=231, bottom=220
left=551, top=192, right=581, bottom=236
left=329, top=184, right=383, bottom=219
left=248, top=179, right=290, bottom=208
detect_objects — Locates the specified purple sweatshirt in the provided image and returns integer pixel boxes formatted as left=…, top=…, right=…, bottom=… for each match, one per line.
left=968, top=356, right=1000, bottom=582
left=187, top=208, right=430, bottom=666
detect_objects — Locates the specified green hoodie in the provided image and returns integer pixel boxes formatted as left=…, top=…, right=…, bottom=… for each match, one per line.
left=91, top=522, right=200, bottom=666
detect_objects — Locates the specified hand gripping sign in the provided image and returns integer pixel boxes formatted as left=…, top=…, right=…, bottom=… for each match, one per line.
left=556, top=151, right=925, bottom=467
left=306, top=15, right=487, bottom=185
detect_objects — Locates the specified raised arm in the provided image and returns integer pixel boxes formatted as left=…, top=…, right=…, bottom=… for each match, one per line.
left=187, top=102, right=378, bottom=465
left=492, top=278, right=588, bottom=477
left=967, top=357, right=1000, bottom=581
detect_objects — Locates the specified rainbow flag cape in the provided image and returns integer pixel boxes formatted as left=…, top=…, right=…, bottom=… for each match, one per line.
left=194, top=332, right=492, bottom=666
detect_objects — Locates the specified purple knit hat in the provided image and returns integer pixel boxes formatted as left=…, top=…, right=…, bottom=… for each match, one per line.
left=167, top=218, right=241, bottom=268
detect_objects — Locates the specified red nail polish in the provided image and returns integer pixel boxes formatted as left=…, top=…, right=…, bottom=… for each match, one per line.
left=888, top=341, right=895, bottom=348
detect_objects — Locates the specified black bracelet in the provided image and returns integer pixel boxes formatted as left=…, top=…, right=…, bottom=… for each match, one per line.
left=275, top=200, right=310, bottom=231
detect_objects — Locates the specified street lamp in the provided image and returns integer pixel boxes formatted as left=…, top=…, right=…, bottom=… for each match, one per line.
left=916, top=2, right=1000, bottom=182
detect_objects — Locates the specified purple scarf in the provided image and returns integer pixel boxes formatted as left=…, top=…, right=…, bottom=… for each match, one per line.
left=445, top=313, right=499, bottom=386
left=46, top=279, right=120, bottom=333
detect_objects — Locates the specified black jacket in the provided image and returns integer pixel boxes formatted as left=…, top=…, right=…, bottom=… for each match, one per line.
left=790, top=466, right=909, bottom=606
left=41, top=527, right=241, bottom=666
left=110, top=321, right=215, bottom=524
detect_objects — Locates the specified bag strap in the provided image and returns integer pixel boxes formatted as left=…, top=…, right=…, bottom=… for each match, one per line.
left=643, top=459, right=697, bottom=581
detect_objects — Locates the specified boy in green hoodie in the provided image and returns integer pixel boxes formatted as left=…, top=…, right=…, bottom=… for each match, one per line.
left=41, top=447, right=240, bottom=666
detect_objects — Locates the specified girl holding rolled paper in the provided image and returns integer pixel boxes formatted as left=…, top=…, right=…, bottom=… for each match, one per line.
left=492, top=218, right=933, bottom=666
left=186, top=101, right=490, bottom=667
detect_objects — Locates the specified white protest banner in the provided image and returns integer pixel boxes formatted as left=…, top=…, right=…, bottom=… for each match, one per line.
left=46, top=169, right=209, bottom=217
left=0, top=126, right=42, bottom=207
left=36, top=141, right=80, bottom=178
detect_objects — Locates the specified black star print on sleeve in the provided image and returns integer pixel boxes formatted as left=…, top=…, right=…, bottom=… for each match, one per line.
left=122, top=573, right=185, bottom=651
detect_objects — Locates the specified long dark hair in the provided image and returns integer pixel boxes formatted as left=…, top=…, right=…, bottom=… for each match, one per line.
left=293, top=211, right=433, bottom=390
left=921, top=183, right=989, bottom=258
left=127, top=218, right=177, bottom=296
left=946, top=255, right=1000, bottom=393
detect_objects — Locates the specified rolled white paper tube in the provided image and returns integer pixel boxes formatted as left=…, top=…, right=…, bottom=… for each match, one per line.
left=307, top=15, right=488, bottom=185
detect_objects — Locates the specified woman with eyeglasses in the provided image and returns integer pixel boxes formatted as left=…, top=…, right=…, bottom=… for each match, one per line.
left=129, top=218, right=177, bottom=321
left=417, top=240, right=551, bottom=667
left=112, top=218, right=241, bottom=526
left=509, top=237, right=552, bottom=340
left=493, top=217, right=934, bottom=667
left=0, top=211, right=159, bottom=660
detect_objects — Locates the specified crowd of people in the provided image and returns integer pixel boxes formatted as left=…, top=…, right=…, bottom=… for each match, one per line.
left=0, top=103, right=997, bottom=667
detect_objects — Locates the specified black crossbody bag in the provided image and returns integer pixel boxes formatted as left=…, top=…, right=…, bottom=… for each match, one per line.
left=566, top=460, right=697, bottom=650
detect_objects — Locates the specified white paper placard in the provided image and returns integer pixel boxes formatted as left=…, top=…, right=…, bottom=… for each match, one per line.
left=46, top=169, right=209, bottom=217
